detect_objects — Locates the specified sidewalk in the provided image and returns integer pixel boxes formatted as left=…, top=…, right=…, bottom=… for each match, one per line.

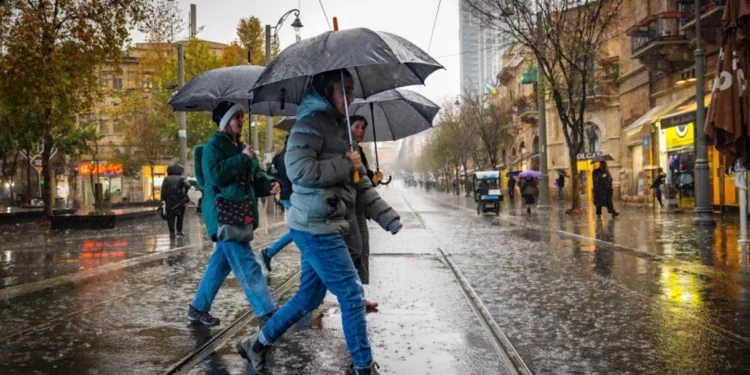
left=430, top=190, right=750, bottom=278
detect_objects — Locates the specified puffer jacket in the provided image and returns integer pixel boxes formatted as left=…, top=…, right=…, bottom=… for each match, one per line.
left=201, top=132, right=276, bottom=241
left=285, top=89, right=401, bottom=236
left=161, top=164, right=190, bottom=215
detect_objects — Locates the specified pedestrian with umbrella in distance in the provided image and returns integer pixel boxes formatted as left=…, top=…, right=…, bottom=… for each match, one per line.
left=235, top=27, right=442, bottom=375
left=593, top=160, right=619, bottom=218
left=519, top=170, right=542, bottom=215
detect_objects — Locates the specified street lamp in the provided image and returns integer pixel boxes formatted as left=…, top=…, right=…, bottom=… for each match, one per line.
left=264, top=10, right=304, bottom=169
left=454, top=95, right=460, bottom=106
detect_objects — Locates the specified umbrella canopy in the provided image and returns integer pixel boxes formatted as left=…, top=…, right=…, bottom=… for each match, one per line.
left=250, top=28, right=444, bottom=106
left=506, top=171, right=521, bottom=177
left=554, top=169, right=569, bottom=176
left=274, top=116, right=296, bottom=132
left=519, top=170, right=543, bottom=179
left=705, top=0, right=750, bottom=168
left=590, top=154, right=615, bottom=163
left=168, top=65, right=297, bottom=116
left=349, top=89, right=440, bottom=143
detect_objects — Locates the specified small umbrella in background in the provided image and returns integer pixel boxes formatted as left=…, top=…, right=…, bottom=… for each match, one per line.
left=349, top=89, right=440, bottom=185
left=519, top=170, right=543, bottom=179
left=590, top=154, right=615, bottom=163
left=168, top=65, right=297, bottom=116
left=251, top=27, right=443, bottom=183
left=506, top=171, right=522, bottom=177
left=555, top=168, right=569, bottom=176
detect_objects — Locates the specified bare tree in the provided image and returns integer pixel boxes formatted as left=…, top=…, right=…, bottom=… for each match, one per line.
left=465, top=0, right=623, bottom=211
left=460, top=90, right=513, bottom=169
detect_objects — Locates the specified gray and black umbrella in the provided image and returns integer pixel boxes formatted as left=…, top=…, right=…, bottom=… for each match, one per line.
left=350, top=89, right=439, bottom=143
left=250, top=28, right=443, bottom=106
left=251, top=27, right=442, bottom=183
left=168, top=65, right=297, bottom=116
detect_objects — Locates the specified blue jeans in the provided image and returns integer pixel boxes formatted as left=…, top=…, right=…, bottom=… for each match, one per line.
left=192, top=241, right=275, bottom=317
left=558, top=186, right=564, bottom=201
left=259, top=229, right=370, bottom=369
left=265, top=200, right=293, bottom=258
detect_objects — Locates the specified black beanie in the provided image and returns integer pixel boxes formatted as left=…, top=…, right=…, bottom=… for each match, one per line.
left=212, top=101, right=235, bottom=125
left=312, top=69, right=352, bottom=98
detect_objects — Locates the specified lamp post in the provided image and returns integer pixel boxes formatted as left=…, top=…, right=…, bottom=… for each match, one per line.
left=693, top=0, right=715, bottom=226
left=264, top=10, right=303, bottom=168
left=535, top=11, right=550, bottom=210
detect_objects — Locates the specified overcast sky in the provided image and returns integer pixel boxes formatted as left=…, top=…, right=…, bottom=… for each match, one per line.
left=132, top=0, right=461, bottom=108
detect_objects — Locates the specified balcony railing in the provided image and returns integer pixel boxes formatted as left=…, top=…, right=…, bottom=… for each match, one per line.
left=628, top=12, right=685, bottom=57
left=679, top=0, right=725, bottom=26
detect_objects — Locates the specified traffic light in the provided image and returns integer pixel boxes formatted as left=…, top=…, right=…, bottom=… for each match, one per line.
left=39, top=175, right=44, bottom=185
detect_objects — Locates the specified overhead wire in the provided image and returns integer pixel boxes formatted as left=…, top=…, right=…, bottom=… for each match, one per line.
left=427, top=0, right=442, bottom=53
left=318, top=0, right=333, bottom=30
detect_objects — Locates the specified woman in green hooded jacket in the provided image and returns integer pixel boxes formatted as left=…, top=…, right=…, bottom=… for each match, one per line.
left=187, top=101, right=280, bottom=327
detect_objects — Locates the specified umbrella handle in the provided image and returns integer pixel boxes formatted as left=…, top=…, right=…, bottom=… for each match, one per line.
left=380, top=175, right=392, bottom=185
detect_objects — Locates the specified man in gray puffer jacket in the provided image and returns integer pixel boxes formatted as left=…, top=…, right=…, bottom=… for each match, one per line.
left=236, top=69, right=400, bottom=375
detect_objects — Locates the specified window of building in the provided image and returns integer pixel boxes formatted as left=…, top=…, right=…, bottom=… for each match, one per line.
left=99, top=115, right=110, bottom=134
left=112, top=77, right=123, bottom=90
left=112, top=117, right=122, bottom=134
left=99, top=71, right=109, bottom=89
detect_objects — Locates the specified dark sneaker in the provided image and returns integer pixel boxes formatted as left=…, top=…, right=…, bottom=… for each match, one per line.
left=188, top=305, right=220, bottom=326
left=349, top=362, right=381, bottom=375
left=612, top=212, right=620, bottom=218
left=176, top=232, right=185, bottom=237
left=260, top=249, right=272, bottom=272
left=236, top=335, right=267, bottom=374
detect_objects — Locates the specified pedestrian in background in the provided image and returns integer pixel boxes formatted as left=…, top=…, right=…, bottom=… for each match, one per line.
left=593, top=161, right=619, bottom=218
left=508, top=175, right=516, bottom=202
left=556, top=172, right=566, bottom=201
left=520, top=177, right=538, bottom=215
left=161, top=163, right=190, bottom=238
left=651, top=167, right=666, bottom=209
left=188, top=101, right=281, bottom=327
left=260, top=136, right=294, bottom=272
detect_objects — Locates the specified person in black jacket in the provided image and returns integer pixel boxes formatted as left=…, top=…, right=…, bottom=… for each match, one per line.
left=593, top=161, right=619, bottom=218
left=161, top=164, right=190, bottom=237
left=651, top=167, right=666, bottom=208
left=350, top=115, right=381, bottom=184
left=259, top=136, right=294, bottom=272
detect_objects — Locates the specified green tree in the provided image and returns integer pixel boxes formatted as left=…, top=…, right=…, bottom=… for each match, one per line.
left=0, top=0, right=152, bottom=215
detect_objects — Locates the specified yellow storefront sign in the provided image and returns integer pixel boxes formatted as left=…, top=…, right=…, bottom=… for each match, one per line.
left=664, top=122, right=694, bottom=150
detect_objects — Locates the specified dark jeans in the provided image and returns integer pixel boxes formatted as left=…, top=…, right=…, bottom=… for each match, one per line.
left=655, top=189, right=663, bottom=208
left=167, top=214, right=184, bottom=234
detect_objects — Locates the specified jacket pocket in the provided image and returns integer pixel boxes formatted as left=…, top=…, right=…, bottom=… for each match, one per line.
left=308, top=190, right=345, bottom=222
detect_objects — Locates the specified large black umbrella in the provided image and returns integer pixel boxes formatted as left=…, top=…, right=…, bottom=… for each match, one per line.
left=250, top=28, right=443, bottom=106
left=251, top=28, right=442, bottom=183
left=168, top=65, right=297, bottom=116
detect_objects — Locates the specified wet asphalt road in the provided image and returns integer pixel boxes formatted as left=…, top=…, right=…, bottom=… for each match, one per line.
left=2, top=187, right=750, bottom=374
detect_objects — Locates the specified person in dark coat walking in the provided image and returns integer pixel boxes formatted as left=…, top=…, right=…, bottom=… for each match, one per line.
left=345, top=115, right=383, bottom=311
left=161, top=164, right=190, bottom=237
left=651, top=167, right=666, bottom=208
left=259, top=136, right=294, bottom=272
left=507, top=175, right=517, bottom=202
left=556, top=173, right=566, bottom=201
left=592, top=161, right=619, bottom=217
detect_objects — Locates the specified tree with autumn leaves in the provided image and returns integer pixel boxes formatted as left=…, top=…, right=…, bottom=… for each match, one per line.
left=0, top=0, right=152, bottom=214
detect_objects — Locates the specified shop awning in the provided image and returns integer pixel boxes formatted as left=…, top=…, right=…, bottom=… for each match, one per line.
left=622, top=100, right=684, bottom=138
left=521, top=66, right=537, bottom=84
left=659, top=95, right=712, bottom=129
